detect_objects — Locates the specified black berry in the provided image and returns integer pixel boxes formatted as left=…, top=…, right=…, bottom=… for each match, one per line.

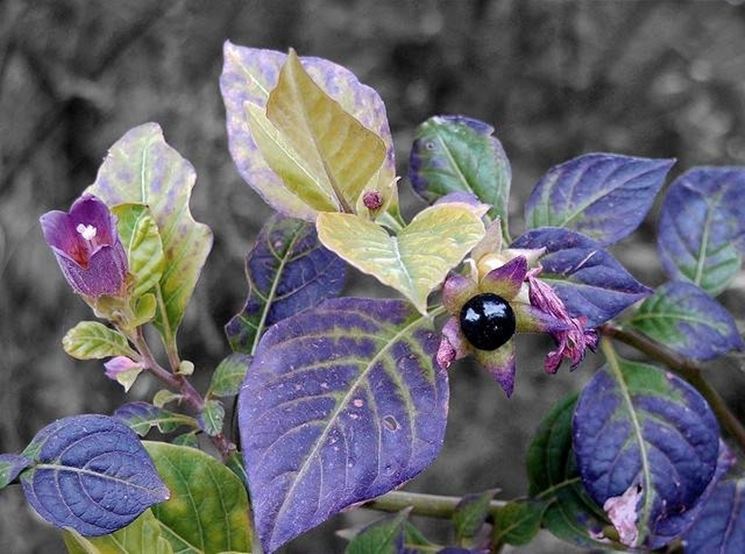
left=459, top=293, right=516, bottom=351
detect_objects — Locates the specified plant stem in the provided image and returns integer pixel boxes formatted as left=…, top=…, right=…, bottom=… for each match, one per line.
left=364, top=490, right=505, bottom=519
left=131, top=328, right=236, bottom=459
left=601, top=323, right=745, bottom=453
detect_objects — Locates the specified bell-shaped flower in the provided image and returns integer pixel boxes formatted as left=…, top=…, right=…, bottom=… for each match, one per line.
left=40, top=194, right=128, bottom=298
left=104, top=356, right=144, bottom=392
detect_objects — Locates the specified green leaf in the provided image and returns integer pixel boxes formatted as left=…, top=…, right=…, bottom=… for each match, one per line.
left=410, top=115, right=511, bottom=231
left=452, top=489, right=497, bottom=541
left=198, top=400, right=225, bottom=437
left=132, top=293, right=157, bottom=326
left=172, top=432, right=199, bottom=449
left=87, top=124, right=213, bottom=346
left=317, top=203, right=485, bottom=313
left=265, top=49, right=387, bottom=213
left=492, top=499, right=548, bottom=546
left=63, top=510, right=174, bottom=554
left=144, top=442, right=251, bottom=554
left=62, top=321, right=136, bottom=360
left=114, top=402, right=197, bottom=437
left=345, top=509, right=409, bottom=554
left=208, top=354, right=251, bottom=398
left=526, top=394, right=614, bottom=550
left=112, top=203, right=165, bottom=299
left=153, top=390, right=182, bottom=409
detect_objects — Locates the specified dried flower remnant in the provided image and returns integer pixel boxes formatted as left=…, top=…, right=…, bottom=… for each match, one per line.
left=603, top=484, right=642, bottom=547
left=40, top=194, right=128, bottom=298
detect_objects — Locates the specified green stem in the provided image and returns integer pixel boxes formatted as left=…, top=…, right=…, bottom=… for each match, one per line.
left=601, top=323, right=745, bottom=454
left=364, top=490, right=505, bottom=519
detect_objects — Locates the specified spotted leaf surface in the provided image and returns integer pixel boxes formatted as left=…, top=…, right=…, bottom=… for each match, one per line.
left=525, top=153, right=673, bottom=245
left=225, top=215, right=345, bottom=354
left=144, top=442, right=252, bottom=554
left=573, top=357, right=720, bottom=547
left=238, top=298, right=447, bottom=552
left=409, top=115, right=511, bottom=228
left=20, top=415, right=169, bottom=536
left=317, top=203, right=485, bottom=314
left=526, top=395, right=612, bottom=549
left=512, top=227, right=651, bottom=326
left=683, top=478, right=745, bottom=553
left=87, top=124, right=213, bottom=343
left=220, top=42, right=396, bottom=220
left=658, top=167, right=745, bottom=295
left=630, top=281, right=744, bottom=361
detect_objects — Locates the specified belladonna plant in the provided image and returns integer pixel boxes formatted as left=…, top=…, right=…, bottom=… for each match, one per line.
left=0, top=42, right=743, bottom=554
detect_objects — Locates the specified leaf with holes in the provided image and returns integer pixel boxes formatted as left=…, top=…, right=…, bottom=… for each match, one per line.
left=238, top=298, right=447, bottom=552
left=317, top=203, right=485, bottom=314
left=409, top=115, right=511, bottom=231
left=63, top=322, right=137, bottom=360
left=526, top=394, right=612, bottom=549
left=208, top=353, right=252, bottom=398
left=20, top=415, right=169, bottom=536
left=525, top=153, right=673, bottom=245
left=63, top=509, right=174, bottom=554
left=658, top=167, right=745, bottom=295
left=113, top=402, right=196, bottom=437
left=220, top=42, right=396, bottom=220
left=512, top=227, right=651, bottom=326
left=0, top=454, right=31, bottom=489
left=144, top=442, right=252, bottom=553
left=87, top=123, right=213, bottom=344
left=683, top=478, right=745, bottom=553
left=225, top=215, right=345, bottom=355
left=573, top=356, right=720, bottom=547
left=630, top=281, right=744, bottom=361
left=111, top=203, right=165, bottom=299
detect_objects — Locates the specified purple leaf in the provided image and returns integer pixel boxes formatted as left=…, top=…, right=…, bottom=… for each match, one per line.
left=238, top=298, right=447, bottom=552
left=647, top=441, right=735, bottom=549
left=630, top=281, right=744, bottom=361
left=658, top=167, right=745, bottom=295
left=20, top=415, right=169, bottom=536
left=113, top=401, right=196, bottom=437
left=525, top=154, right=674, bottom=245
left=0, top=454, right=31, bottom=489
left=220, top=42, right=395, bottom=220
left=573, top=358, right=720, bottom=547
left=225, top=215, right=346, bottom=355
left=512, top=228, right=652, bottom=327
left=683, top=478, right=745, bottom=553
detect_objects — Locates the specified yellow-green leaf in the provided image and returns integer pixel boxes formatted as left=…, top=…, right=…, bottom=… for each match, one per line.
left=63, top=509, right=174, bottom=554
left=266, top=49, right=387, bottom=212
left=87, top=124, right=213, bottom=346
left=317, top=203, right=486, bottom=313
left=244, top=102, right=337, bottom=211
left=63, top=321, right=137, bottom=360
left=112, top=203, right=165, bottom=299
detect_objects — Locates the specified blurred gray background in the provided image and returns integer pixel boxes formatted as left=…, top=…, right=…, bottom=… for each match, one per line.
left=1, top=0, right=745, bottom=552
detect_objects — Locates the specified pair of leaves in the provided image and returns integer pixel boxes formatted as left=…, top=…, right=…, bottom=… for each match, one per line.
left=573, top=354, right=721, bottom=547
left=317, top=203, right=486, bottom=314
left=512, top=227, right=651, bottom=327
left=225, top=215, right=346, bottom=355
left=87, top=123, right=213, bottom=344
left=63, top=442, right=252, bottom=554
left=238, top=297, right=448, bottom=552
left=220, top=42, right=396, bottom=221
left=18, top=415, right=169, bottom=537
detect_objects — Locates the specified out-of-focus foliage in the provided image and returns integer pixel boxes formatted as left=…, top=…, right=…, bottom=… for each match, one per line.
left=2, top=1, right=745, bottom=552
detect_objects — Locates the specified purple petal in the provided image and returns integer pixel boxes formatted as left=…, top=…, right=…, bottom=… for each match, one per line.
left=474, top=341, right=516, bottom=397
left=104, top=356, right=141, bottom=379
left=40, top=210, right=80, bottom=259
left=442, top=272, right=478, bottom=314
left=480, top=256, right=527, bottom=300
left=53, top=244, right=128, bottom=297
left=69, top=194, right=117, bottom=247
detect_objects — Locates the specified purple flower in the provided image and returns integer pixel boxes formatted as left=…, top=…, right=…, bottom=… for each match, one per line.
left=40, top=194, right=128, bottom=298
left=104, top=356, right=143, bottom=392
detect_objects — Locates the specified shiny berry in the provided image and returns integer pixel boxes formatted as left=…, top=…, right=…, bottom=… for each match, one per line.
left=459, top=293, right=516, bottom=351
